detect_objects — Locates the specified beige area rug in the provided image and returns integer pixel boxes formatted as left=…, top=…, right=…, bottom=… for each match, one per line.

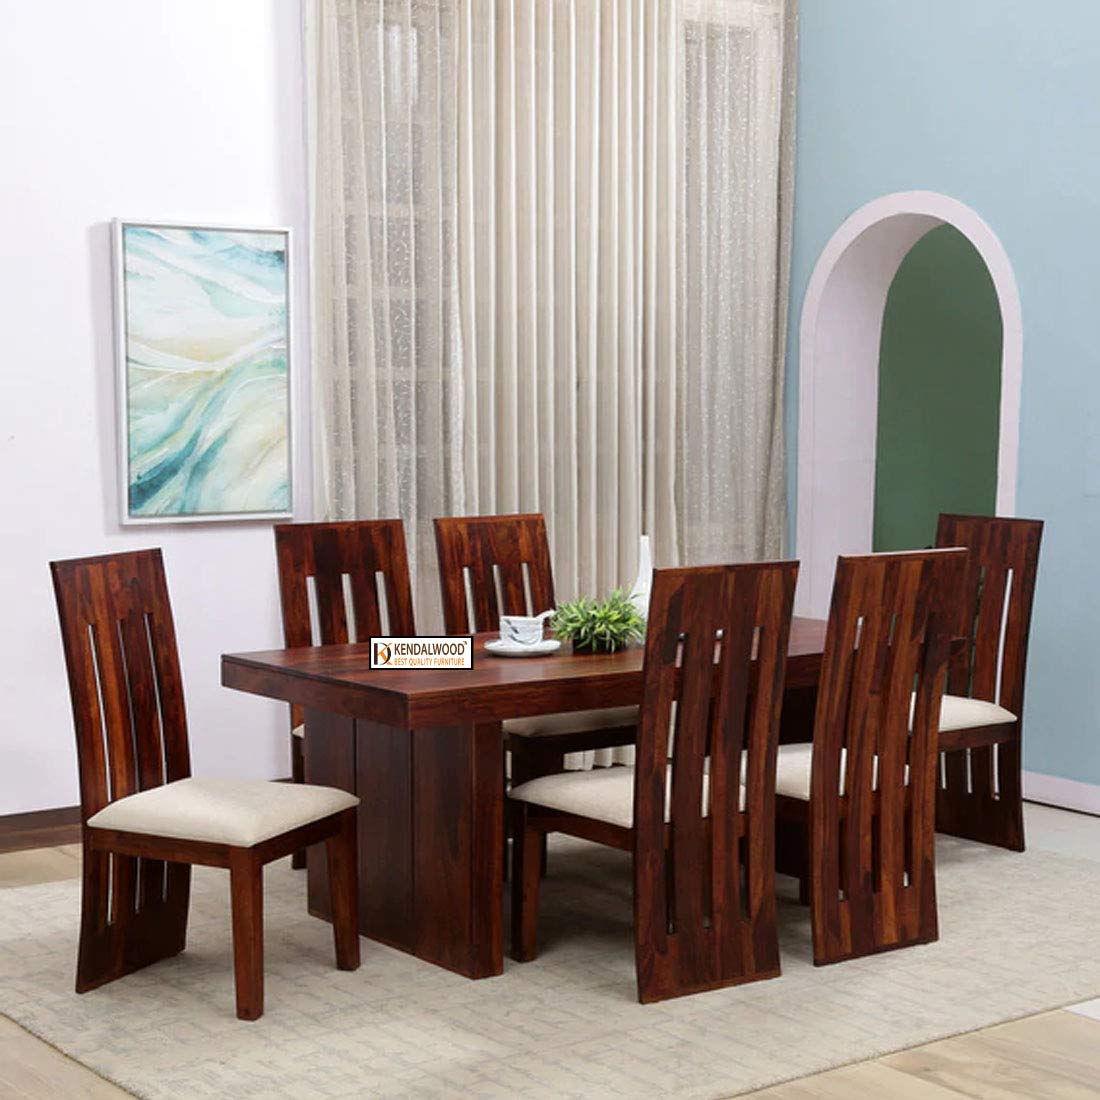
left=3, top=835, right=1100, bottom=1100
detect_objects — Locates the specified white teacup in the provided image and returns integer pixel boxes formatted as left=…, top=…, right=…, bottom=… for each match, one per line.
left=499, top=610, right=554, bottom=648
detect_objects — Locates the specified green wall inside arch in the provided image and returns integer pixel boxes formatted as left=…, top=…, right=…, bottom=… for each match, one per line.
left=872, top=224, right=1003, bottom=551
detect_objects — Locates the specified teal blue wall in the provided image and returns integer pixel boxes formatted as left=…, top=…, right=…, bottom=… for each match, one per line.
left=787, top=1, right=1100, bottom=785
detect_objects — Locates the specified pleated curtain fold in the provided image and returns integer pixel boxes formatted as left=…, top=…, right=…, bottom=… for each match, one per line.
left=308, top=0, right=797, bottom=630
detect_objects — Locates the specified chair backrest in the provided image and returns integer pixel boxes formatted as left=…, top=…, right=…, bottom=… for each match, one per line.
left=274, top=520, right=416, bottom=647
left=51, top=549, right=190, bottom=821
left=632, top=560, right=799, bottom=1001
left=809, top=548, right=967, bottom=963
left=433, top=513, right=556, bottom=634
left=935, top=514, right=1043, bottom=716
left=275, top=520, right=416, bottom=735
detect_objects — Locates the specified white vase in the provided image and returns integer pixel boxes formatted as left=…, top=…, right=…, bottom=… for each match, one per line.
left=629, top=534, right=653, bottom=619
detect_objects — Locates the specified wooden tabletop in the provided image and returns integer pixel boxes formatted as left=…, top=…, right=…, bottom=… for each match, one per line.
left=222, top=617, right=829, bottom=730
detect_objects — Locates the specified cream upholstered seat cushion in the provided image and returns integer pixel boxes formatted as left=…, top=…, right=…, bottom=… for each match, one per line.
left=86, top=777, right=358, bottom=848
left=503, top=706, right=638, bottom=739
left=772, top=697, right=1017, bottom=804
left=775, top=744, right=819, bottom=801
left=775, top=744, right=911, bottom=801
left=902, top=693, right=1017, bottom=732
left=938, top=694, right=1016, bottom=731
left=509, top=765, right=743, bottom=828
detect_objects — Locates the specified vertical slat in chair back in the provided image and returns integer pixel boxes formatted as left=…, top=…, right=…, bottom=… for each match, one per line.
left=935, top=514, right=1043, bottom=717
left=51, top=548, right=190, bottom=820
left=433, top=514, right=556, bottom=634
left=810, top=548, right=966, bottom=964
left=632, top=561, right=798, bottom=1002
left=275, top=520, right=416, bottom=647
left=51, top=548, right=192, bottom=988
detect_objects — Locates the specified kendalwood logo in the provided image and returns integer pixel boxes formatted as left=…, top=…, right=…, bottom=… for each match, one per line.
left=369, top=637, right=473, bottom=670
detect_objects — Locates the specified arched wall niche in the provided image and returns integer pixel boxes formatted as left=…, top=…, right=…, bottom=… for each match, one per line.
left=795, top=191, right=1022, bottom=617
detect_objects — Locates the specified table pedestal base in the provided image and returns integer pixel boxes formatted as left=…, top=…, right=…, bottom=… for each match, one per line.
left=303, top=710, right=504, bottom=979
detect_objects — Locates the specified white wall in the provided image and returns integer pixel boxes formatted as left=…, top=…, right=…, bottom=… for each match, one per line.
left=0, top=0, right=310, bottom=814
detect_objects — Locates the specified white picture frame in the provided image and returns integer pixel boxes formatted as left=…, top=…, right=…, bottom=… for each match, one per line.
left=113, top=219, right=294, bottom=525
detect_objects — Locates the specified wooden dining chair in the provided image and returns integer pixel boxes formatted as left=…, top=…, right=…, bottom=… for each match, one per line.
left=51, top=548, right=361, bottom=1020
left=774, top=549, right=967, bottom=966
left=934, top=514, right=1043, bottom=852
left=509, top=561, right=799, bottom=1002
left=274, top=519, right=416, bottom=868
left=433, top=513, right=639, bottom=786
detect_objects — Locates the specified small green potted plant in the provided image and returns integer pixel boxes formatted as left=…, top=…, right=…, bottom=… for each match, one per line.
left=551, top=588, right=646, bottom=654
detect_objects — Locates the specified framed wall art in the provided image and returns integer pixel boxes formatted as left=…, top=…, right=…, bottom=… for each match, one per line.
left=113, top=220, right=292, bottom=524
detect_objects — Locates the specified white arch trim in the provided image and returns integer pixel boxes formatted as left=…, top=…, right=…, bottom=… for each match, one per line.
left=795, top=190, right=1022, bottom=617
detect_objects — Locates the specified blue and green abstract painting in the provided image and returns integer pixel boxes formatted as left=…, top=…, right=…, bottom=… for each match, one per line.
left=121, top=225, right=290, bottom=519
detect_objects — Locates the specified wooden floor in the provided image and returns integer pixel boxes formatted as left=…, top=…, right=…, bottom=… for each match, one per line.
left=747, top=1010, right=1100, bottom=1098
left=3, top=840, right=1100, bottom=1099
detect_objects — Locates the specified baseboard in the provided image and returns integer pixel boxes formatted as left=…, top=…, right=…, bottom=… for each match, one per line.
left=1023, top=771, right=1100, bottom=817
left=0, top=805, right=82, bottom=854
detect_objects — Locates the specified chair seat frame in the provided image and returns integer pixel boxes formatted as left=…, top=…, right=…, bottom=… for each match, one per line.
left=434, top=513, right=639, bottom=873
left=53, top=548, right=360, bottom=1020
left=510, top=560, right=798, bottom=1003
left=275, top=519, right=416, bottom=868
left=775, top=548, right=967, bottom=966
left=80, top=809, right=359, bottom=1018
left=933, top=514, right=1043, bottom=852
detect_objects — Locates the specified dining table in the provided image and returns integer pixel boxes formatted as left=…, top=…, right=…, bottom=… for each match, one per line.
left=221, top=616, right=830, bottom=980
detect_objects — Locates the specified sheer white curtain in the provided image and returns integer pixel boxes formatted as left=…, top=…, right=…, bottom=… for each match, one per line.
left=680, top=0, right=795, bottom=563
left=309, top=0, right=796, bottom=626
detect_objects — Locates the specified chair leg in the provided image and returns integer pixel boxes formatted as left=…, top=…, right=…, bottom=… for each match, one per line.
left=999, top=740, right=1026, bottom=852
left=229, top=849, right=265, bottom=1021
left=75, top=845, right=112, bottom=994
left=502, top=747, right=511, bottom=882
left=510, top=743, right=563, bottom=879
left=936, top=740, right=1025, bottom=852
left=76, top=842, right=191, bottom=994
left=510, top=804, right=542, bottom=962
left=291, top=733, right=307, bottom=870
left=325, top=809, right=361, bottom=971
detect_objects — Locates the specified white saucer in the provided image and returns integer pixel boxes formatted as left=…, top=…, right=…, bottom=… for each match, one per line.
left=485, top=638, right=562, bottom=658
